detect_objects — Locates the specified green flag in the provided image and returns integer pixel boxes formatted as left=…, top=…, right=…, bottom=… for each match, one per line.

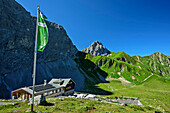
left=37, top=10, right=48, bottom=52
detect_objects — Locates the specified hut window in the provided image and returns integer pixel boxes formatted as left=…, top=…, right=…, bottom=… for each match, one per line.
left=44, top=93, right=47, bottom=96
left=66, top=86, right=71, bottom=90
left=18, top=93, right=21, bottom=97
left=49, top=91, right=53, bottom=94
left=68, top=81, right=72, bottom=85
left=57, top=89, right=60, bottom=92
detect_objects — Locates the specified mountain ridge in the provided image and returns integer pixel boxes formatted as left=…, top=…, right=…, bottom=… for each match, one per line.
left=80, top=41, right=170, bottom=83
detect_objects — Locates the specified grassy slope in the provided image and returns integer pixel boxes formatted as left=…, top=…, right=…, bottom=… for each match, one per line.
left=83, top=52, right=170, bottom=84
left=133, top=52, right=170, bottom=79
left=84, top=52, right=150, bottom=84
left=96, top=75, right=170, bottom=112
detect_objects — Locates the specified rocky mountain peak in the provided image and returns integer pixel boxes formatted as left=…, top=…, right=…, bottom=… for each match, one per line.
left=92, top=41, right=102, bottom=45
left=82, top=41, right=110, bottom=56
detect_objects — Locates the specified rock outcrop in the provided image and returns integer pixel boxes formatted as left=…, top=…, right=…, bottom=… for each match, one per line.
left=148, top=52, right=170, bottom=77
left=82, top=41, right=111, bottom=56
left=0, top=0, right=77, bottom=74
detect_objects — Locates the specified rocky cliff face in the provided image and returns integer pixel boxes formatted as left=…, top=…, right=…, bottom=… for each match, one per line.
left=0, top=0, right=105, bottom=99
left=82, top=41, right=111, bottom=56
left=0, top=0, right=77, bottom=74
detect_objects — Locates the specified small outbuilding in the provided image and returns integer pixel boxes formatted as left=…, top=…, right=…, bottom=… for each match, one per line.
left=11, top=78, right=75, bottom=101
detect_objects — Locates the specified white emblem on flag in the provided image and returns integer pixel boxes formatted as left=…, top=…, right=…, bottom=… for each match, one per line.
left=38, top=22, right=47, bottom=27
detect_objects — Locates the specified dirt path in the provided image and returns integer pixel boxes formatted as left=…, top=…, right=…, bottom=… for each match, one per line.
left=106, top=77, right=131, bottom=84
left=105, top=77, right=136, bottom=91
left=143, top=73, right=153, bottom=82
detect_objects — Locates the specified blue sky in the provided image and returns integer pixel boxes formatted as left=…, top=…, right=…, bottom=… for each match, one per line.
left=16, top=0, right=170, bottom=56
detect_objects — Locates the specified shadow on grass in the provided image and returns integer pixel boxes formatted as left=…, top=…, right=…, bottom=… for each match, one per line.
left=39, top=101, right=55, bottom=106
left=45, top=103, right=55, bottom=106
left=81, top=85, right=113, bottom=95
left=75, top=51, right=113, bottom=95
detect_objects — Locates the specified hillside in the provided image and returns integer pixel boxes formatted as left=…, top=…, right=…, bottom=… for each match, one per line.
left=80, top=41, right=170, bottom=84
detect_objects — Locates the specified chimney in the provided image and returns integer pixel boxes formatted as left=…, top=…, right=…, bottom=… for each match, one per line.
left=44, top=80, right=47, bottom=86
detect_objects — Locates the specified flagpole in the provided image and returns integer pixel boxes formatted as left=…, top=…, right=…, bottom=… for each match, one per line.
left=31, top=5, right=39, bottom=112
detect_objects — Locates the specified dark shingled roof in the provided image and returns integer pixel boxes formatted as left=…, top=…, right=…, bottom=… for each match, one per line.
left=29, top=84, right=56, bottom=92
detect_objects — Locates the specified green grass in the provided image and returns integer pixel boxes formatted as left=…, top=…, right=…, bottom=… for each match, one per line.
left=0, top=97, right=162, bottom=113
left=0, top=101, right=30, bottom=113
left=96, top=75, right=170, bottom=112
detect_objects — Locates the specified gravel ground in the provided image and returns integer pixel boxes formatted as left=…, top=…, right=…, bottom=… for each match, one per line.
left=0, top=102, right=15, bottom=105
